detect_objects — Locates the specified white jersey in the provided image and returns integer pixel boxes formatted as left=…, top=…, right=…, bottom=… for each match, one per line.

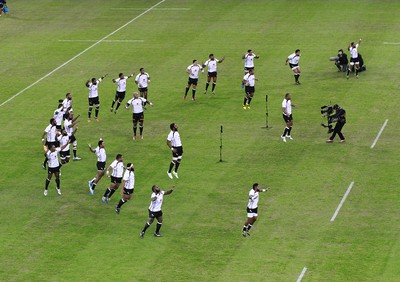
left=204, top=59, right=219, bottom=72
left=349, top=44, right=359, bottom=59
left=47, top=149, right=61, bottom=168
left=187, top=64, right=203, bottom=79
left=167, top=130, right=182, bottom=147
left=110, top=159, right=124, bottom=178
left=58, top=135, right=70, bottom=151
left=247, top=188, right=259, bottom=209
left=148, top=191, right=165, bottom=212
left=53, top=108, right=65, bottom=126
left=123, top=170, right=135, bottom=190
left=244, top=53, right=258, bottom=68
left=135, top=73, right=150, bottom=88
left=62, top=98, right=72, bottom=111
left=114, top=77, right=128, bottom=92
left=127, top=97, right=146, bottom=113
left=87, top=78, right=102, bottom=98
left=64, top=119, right=74, bottom=136
left=95, top=147, right=106, bottom=162
left=44, top=124, right=57, bottom=142
left=282, top=99, right=292, bottom=115
left=288, top=53, right=300, bottom=65
left=243, top=73, right=256, bottom=87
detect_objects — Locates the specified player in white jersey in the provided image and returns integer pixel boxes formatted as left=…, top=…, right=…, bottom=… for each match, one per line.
left=42, top=118, right=58, bottom=169
left=53, top=100, right=66, bottom=130
left=184, top=59, right=203, bottom=101
left=125, top=92, right=153, bottom=140
left=62, top=93, right=73, bottom=116
left=88, top=139, right=106, bottom=195
left=85, top=73, right=108, bottom=122
left=58, top=128, right=73, bottom=164
left=115, top=163, right=135, bottom=214
left=346, top=38, right=362, bottom=79
left=166, top=123, right=183, bottom=179
left=140, top=185, right=175, bottom=238
left=43, top=141, right=70, bottom=196
left=110, top=72, right=134, bottom=114
left=102, top=154, right=124, bottom=203
left=285, top=49, right=301, bottom=85
left=281, top=93, right=295, bottom=142
left=64, top=112, right=81, bottom=160
left=242, top=69, right=257, bottom=109
left=135, top=68, right=151, bottom=104
left=242, top=183, right=269, bottom=237
left=242, top=49, right=259, bottom=73
left=202, top=54, right=224, bottom=95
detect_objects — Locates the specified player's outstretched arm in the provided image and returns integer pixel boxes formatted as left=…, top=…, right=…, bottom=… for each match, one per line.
left=164, top=186, right=175, bottom=195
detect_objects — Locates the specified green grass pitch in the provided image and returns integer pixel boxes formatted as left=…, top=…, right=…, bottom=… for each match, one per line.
left=0, top=0, right=399, bottom=281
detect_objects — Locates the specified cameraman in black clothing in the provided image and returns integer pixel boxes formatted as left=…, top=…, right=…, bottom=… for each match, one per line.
left=335, top=49, right=348, bottom=72
left=326, top=104, right=346, bottom=143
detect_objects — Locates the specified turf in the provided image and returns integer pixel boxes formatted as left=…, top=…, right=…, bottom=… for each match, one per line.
left=0, top=0, right=399, bottom=281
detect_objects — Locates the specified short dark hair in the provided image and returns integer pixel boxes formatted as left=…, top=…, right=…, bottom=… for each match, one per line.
left=285, top=93, right=290, bottom=98
left=98, top=140, right=103, bottom=146
left=116, top=154, right=123, bottom=160
left=252, top=183, right=259, bottom=189
left=247, top=49, right=252, bottom=53
left=295, top=49, right=300, bottom=53
left=65, top=92, right=71, bottom=97
left=50, top=118, right=55, bottom=124
left=170, top=123, right=175, bottom=130
left=192, top=59, right=197, bottom=63
left=209, top=53, right=214, bottom=58
left=91, top=77, right=96, bottom=83
left=140, top=68, right=144, bottom=71
left=119, top=73, right=123, bottom=77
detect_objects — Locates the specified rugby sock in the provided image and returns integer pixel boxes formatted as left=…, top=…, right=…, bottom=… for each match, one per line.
left=115, top=101, right=121, bottom=110
left=205, top=82, right=210, bottom=91
left=192, top=89, right=196, bottom=99
left=174, top=160, right=180, bottom=172
left=242, top=225, right=247, bottom=231
left=55, top=179, right=60, bottom=189
left=287, top=127, right=292, bottom=136
left=156, top=222, right=162, bottom=233
left=45, top=178, right=50, bottom=189
left=95, top=108, right=99, bottom=118
left=247, top=224, right=252, bottom=231
left=142, top=222, right=151, bottom=232
left=133, top=126, right=137, bottom=136
left=282, top=127, right=289, bottom=136
left=88, top=107, right=92, bottom=118
left=243, top=97, right=248, bottom=105
left=111, top=100, right=116, bottom=109
left=184, top=87, right=189, bottom=96
left=73, top=149, right=77, bottom=158
left=355, top=68, right=359, bottom=76
left=212, top=82, right=216, bottom=92
left=168, top=161, right=174, bottom=173
left=247, top=97, right=252, bottom=105
left=139, top=126, right=143, bottom=135
left=108, top=189, right=116, bottom=198
left=294, top=74, right=299, bottom=82
left=117, top=199, right=126, bottom=208
left=103, top=188, right=111, bottom=197
left=92, top=182, right=97, bottom=190
left=346, top=69, right=350, bottom=76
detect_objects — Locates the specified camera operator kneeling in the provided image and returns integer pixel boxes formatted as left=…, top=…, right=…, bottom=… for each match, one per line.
left=326, top=105, right=346, bottom=143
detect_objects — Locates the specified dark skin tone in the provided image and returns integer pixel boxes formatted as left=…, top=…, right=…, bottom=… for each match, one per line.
left=147, top=185, right=174, bottom=225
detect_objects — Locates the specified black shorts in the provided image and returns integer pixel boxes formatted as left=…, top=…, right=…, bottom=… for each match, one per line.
left=246, top=207, right=258, bottom=214
left=132, top=112, right=144, bottom=122
left=148, top=209, right=163, bottom=218
left=350, top=57, right=359, bottom=64
left=45, top=141, right=57, bottom=149
left=60, top=150, right=70, bottom=159
left=115, top=91, right=126, bottom=100
left=245, top=86, right=255, bottom=94
left=289, top=63, right=299, bottom=69
left=48, top=166, right=60, bottom=174
left=97, top=161, right=106, bottom=171
left=244, top=67, right=254, bottom=71
left=188, top=78, right=198, bottom=85
left=138, top=87, right=148, bottom=93
left=88, top=97, right=100, bottom=106
left=56, top=125, right=62, bottom=130
left=172, top=146, right=183, bottom=158
left=123, top=188, right=134, bottom=195
left=69, top=135, right=76, bottom=143
left=111, top=176, right=122, bottom=184
left=208, top=72, right=217, bottom=78
left=283, top=114, right=293, bottom=122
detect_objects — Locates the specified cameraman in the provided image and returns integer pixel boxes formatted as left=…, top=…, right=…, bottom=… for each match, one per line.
left=335, top=49, right=348, bottom=72
left=326, top=105, right=346, bottom=143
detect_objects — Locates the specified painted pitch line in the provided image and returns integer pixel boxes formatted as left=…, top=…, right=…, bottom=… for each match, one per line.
left=383, top=42, right=400, bottom=45
left=58, top=40, right=144, bottom=43
left=111, top=7, right=190, bottom=11
left=296, top=267, right=308, bottom=282
left=330, top=181, right=355, bottom=222
left=370, top=119, right=389, bottom=149
left=0, top=0, right=166, bottom=108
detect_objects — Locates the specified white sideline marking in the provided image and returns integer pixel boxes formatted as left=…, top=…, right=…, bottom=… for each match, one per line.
left=112, top=7, right=190, bottom=11
left=58, top=40, right=144, bottom=43
left=296, top=267, right=307, bottom=282
left=0, top=0, right=166, bottom=108
left=330, top=181, right=355, bottom=222
left=370, top=119, right=389, bottom=149
left=383, top=42, right=400, bottom=45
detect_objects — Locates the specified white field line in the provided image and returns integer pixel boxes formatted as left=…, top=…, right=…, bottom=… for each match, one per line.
left=383, top=42, right=400, bottom=45
left=296, top=267, right=308, bottom=282
left=111, top=7, right=190, bottom=11
left=58, top=40, right=144, bottom=43
left=0, top=0, right=166, bottom=108
left=370, top=119, right=389, bottom=149
left=330, top=181, right=355, bottom=222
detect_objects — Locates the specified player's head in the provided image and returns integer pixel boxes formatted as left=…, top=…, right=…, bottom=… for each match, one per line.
left=133, top=92, right=139, bottom=98
left=285, top=93, right=291, bottom=100
left=170, top=123, right=177, bottom=131
left=350, top=42, right=355, bottom=47
left=126, top=163, right=134, bottom=171
left=50, top=118, right=56, bottom=125
left=247, top=49, right=252, bottom=54
left=140, top=67, right=144, bottom=73
left=119, top=73, right=124, bottom=78
left=66, top=111, right=73, bottom=120
left=338, top=49, right=343, bottom=55
left=116, top=154, right=123, bottom=162
left=66, top=92, right=72, bottom=100
left=98, top=140, right=104, bottom=147
left=193, top=59, right=197, bottom=64
left=61, top=129, right=67, bottom=136
left=152, top=185, right=161, bottom=193
left=50, top=145, right=56, bottom=152
left=252, top=183, right=259, bottom=190
left=91, top=77, right=97, bottom=84
left=295, top=49, right=300, bottom=55
left=248, top=69, right=254, bottom=75
left=209, top=54, right=214, bottom=59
